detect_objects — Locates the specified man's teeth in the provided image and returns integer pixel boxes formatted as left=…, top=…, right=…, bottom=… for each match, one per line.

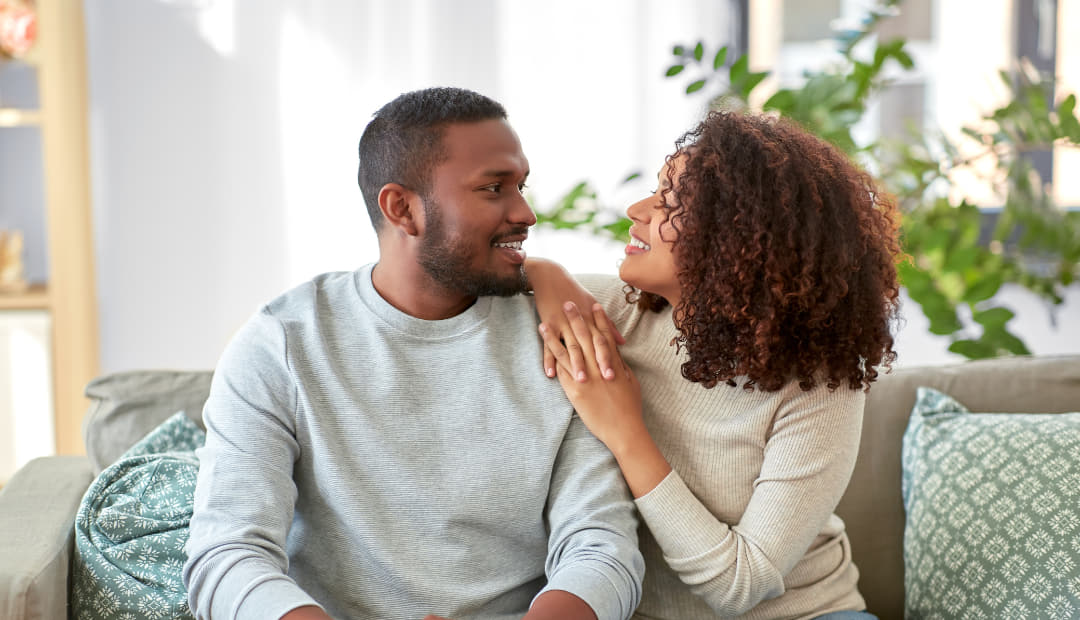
left=630, top=237, right=651, bottom=251
left=494, top=241, right=523, bottom=250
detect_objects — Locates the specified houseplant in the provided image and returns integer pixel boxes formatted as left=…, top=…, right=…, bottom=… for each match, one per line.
left=537, top=1, right=1080, bottom=359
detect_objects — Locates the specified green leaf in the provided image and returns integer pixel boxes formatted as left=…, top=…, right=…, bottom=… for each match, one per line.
left=972, top=306, right=1015, bottom=330
left=763, top=89, right=796, bottom=113
left=713, top=46, right=728, bottom=70
left=693, top=42, right=704, bottom=61
left=1058, top=94, right=1080, bottom=142
left=673, top=45, right=685, bottom=56
left=622, top=172, right=641, bottom=183
left=979, top=326, right=1031, bottom=355
left=666, top=64, right=685, bottom=77
left=729, top=54, right=748, bottom=84
left=686, top=79, right=707, bottom=94
left=962, top=273, right=1003, bottom=304
left=741, top=71, right=769, bottom=97
left=894, top=48, right=915, bottom=69
left=948, top=339, right=998, bottom=359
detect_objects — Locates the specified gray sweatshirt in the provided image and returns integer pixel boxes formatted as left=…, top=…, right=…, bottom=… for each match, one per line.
left=184, top=265, right=643, bottom=620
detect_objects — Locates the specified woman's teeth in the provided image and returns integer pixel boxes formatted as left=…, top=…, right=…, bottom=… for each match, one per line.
left=630, top=237, right=651, bottom=251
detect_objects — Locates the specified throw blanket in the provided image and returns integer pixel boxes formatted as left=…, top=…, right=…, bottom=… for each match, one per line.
left=71, top=412, right=205, bottom=619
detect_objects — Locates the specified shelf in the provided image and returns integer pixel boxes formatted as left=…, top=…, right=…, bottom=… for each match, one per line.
left=0, top=107, right=42, bottom=127
left=0, top=283, right=49, bottom=310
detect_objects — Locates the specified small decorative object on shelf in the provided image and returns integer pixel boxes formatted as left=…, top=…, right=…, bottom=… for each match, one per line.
left=0, top=229, right=28, bottom=293
left=0, top=0, right=36, bottom=60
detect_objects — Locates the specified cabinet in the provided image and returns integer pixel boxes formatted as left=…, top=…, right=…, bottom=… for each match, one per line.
left=0, top=0, right=98, bottom=458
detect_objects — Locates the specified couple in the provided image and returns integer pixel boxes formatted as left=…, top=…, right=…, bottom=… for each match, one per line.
left=183, top=87, right=901, bottom=620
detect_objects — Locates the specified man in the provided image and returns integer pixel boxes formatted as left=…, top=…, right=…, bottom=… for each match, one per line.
left=183, top=87, right=644, bottom=620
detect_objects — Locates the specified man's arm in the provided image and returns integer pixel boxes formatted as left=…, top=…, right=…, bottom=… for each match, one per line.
left=184, top=309, right=322, bottom=619
left=539, top=414, right=644, bottom=620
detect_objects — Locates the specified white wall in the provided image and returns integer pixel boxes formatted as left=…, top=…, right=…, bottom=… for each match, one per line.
left=83, top=0, right=729, bottom=373
left=82, top=0, right=1077, bottom=374
left=0, top=311, right=53, bottom=483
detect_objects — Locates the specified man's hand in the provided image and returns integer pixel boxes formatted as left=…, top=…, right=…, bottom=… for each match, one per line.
left=281, top=605, right=333, bottom=620
left=524, top=590, right=598, bottom=620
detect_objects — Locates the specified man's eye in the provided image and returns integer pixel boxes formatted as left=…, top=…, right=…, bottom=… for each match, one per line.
left=481, top=183, right=501, bottom=193
left=518, top=182, right=529, bottom=192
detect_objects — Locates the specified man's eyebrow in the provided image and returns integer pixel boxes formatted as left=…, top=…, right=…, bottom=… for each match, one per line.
left=479, top=169, right=530, bottom=179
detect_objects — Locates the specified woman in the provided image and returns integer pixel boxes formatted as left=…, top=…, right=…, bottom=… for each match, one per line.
left=529, top=110, right=901, bottom=619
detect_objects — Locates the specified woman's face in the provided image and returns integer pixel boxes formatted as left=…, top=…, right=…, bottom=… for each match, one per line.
left=618, top=157, right=683, bottom=306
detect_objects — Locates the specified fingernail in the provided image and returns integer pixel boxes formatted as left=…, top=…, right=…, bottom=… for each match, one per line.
left=546, top=367, right=554, bottom=377
left=538, top=324, right=547, bottom=334
left=564, top=302, right=575, bottom=311
left=577, top=371, right=587, bottom=381
left=604, top=369, right=615, bottom=379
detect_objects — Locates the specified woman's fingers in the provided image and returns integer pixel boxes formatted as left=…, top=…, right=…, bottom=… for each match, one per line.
left=543, top=342, right=556, bottom=378
left=563, top=302, right=599, bottom=382
left=538, top=322, right=574, bottom=378
left=591, top=304, right=619, bottom=380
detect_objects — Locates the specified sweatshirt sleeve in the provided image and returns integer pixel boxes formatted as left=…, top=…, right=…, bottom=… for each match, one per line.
left=539, top=414, right=645, bottom=620
left=633, top=385, right=864, bottom=616
left=183, top=308, right=322, bottom=620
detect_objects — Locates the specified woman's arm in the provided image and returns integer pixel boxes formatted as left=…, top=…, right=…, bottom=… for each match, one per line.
left=538, top=302, right=671, bottom=498
left=541, top=303, right=865, bottom=616
left=525, top=258, right=623, bottom=381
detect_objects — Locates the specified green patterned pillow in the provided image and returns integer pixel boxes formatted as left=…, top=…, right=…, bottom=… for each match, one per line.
left=901, top=387, right=1080, bottom=619
left=71, top=411, right=205, bottom=620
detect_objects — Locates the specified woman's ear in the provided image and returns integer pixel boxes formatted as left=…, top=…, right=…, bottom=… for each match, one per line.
left=378, top=183, right=420, bottom=236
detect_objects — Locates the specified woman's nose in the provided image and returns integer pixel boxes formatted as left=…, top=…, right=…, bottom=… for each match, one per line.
left=626, top=195, right=652, bottom=222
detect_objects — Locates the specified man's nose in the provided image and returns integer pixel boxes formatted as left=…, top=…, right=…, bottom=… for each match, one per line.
left=511, top=193, right=537, bottom=227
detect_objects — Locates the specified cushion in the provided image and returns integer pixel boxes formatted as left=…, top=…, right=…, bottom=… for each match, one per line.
left=82, top=370, right=212, bottom=473
left=837, top=354, right=1080, bottom=619
left=71, top=411, right=206, bottom=620
left=901, top=387, right=1080, bottom=618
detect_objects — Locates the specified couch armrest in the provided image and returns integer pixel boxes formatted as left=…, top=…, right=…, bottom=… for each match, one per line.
left=0, top=456, right=95, bottom=620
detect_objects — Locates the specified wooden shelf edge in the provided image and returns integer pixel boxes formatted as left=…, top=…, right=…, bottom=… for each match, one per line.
left=0, top=283, right=50, bottom=310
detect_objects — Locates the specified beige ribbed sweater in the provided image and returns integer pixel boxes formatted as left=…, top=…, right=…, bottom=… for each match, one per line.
left=579, top=275, right=867, bottom=620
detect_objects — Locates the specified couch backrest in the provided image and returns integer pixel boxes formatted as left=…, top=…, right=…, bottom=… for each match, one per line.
left=837, top=355, right=1080, bottom=620
left=82, top=370, right=213, bottom=473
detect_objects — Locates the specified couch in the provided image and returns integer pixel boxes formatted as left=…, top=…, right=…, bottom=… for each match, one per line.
left=1, top=355, right=1078, bottom=620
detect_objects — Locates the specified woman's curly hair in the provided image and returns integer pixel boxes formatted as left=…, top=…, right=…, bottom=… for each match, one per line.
left=632, top=111, right=902, bottom=392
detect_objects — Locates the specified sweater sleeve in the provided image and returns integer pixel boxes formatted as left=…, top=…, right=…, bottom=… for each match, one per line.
left=183, top=309, right=321, bottom=620
left=633, top=385, right=864, bottom=616
left=539, top=415, right=645, bottom=620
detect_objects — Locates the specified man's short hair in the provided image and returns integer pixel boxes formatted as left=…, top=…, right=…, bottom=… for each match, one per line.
left=357, top=87, right=508, bottom=231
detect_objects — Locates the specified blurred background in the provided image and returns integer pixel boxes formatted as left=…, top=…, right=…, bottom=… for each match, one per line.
left=0, top=0, right=1077, bottom=475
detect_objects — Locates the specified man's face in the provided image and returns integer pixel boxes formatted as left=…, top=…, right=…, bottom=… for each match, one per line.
left=416, top=119, right=535, bottom=297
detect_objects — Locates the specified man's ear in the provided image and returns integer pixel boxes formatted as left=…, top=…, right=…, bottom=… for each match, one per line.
left=378, top=183, right=421, bottom=236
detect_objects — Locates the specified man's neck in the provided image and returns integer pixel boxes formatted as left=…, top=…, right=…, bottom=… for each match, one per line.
left=370, top=261, right=477, bottom=320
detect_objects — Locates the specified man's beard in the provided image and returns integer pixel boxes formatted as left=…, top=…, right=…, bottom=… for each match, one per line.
left=417, top=198, right=529, bottom=297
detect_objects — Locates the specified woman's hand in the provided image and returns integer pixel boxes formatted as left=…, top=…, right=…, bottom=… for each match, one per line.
left=526, top=258, right=624, bottom=382
left=539, top=302, right=642, bottom=448
left=539, top=302, right=672, bottom=497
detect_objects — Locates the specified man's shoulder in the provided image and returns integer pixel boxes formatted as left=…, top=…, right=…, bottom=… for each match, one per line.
left=263, top=269, right=361, bottom=318
left=575, top=273, right=623, bottom=298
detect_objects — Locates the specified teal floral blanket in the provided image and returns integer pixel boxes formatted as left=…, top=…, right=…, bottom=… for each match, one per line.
left=71, top=412, right=204, bottom=619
